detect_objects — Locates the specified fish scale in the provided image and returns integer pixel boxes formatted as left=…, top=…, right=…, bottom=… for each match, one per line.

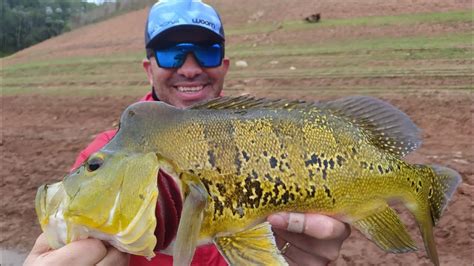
left=35, top=95, right=461, bottom=266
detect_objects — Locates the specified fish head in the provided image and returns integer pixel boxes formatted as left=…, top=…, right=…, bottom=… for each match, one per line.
left=36, top=149, right=160, bottom=257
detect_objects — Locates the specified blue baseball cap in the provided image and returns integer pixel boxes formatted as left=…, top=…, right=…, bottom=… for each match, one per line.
left=145, top=0, right=225, bottom=50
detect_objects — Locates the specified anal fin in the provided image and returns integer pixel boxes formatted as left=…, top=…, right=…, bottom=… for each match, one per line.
left=214, top=222, right=288, bottom=266
left=353, top=205, right=418, bottom=253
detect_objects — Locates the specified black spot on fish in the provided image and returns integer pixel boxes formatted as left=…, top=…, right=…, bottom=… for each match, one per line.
left=328, top=159, right=335, bottom=169
left=263, top=151, right=268, bottom=157
left=322, top=169, right=327, bottom=180
left=305, top=154, right=318, bottom=167
left=216, top=167, right=222, bottom=174
left=336, top=155, right=345, bottom=166
left=418, top=180, right=422, bottom=187
left=378, top=165, right=384, bottom=174
left=139, top=194, right=145, bottom=200
left=428, top=187, right=434, bottom=198
left=323, top=185, right=332, bottom=198
left=332, top=198, right=336, bottom=204
left=207, top=150, right=216, bottom=167
left=308, top=169, right=315, bottom=179
left=201, top=179, right=212, bottom=195
left=216, top=183, right=226, bottom=194
left=269, top=156, right=278, bottom=168
left=295, top=185, right=301, bottom=193
left=242, top=151, right=250, bottom=161
left=264, top=173, right=273, bottom=182
left=262, top=192, right=272, bottom=206
left=281, top=153, right=287, bottom=159
left=360, top=161, right=368, bottom=169
left=212, top=196, right=224, bottom=216
left=281, top=190, right=290, bottom=204
left=397, top=164, right=401, bottom=170
left=369, top=164, right=374, bottom=170
left=251, top=170, right=258, bottom=179
left=352, top=147, right=358, bottom=155
left=285, top=162, right=291, bottom=169
left=128, top=110, right=135, bottom=117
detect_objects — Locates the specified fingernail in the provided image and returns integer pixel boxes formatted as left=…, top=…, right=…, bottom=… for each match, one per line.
left=267, top=212, right=288, bottom=229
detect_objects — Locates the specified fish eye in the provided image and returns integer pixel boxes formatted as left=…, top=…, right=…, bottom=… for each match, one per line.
left=86, top=157, right=103, bottom=172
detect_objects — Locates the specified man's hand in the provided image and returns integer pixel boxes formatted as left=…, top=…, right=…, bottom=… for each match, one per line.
left=24, top=233, right=129, bottom=266
left=268, top=212, right=351, bottom=266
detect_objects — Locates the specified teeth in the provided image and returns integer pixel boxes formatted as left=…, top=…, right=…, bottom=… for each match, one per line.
left=177, top=86, right=203, bottom=93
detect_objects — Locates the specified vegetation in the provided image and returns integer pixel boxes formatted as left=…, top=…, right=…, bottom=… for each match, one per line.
left=2, top=9, right=472, bottom=96
left=0, top=0, right=156, bottom=57
left=0, top=0, right=98, bottom=57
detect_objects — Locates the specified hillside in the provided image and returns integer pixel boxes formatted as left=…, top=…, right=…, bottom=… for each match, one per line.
left=3, top=0, right=470, bottom=65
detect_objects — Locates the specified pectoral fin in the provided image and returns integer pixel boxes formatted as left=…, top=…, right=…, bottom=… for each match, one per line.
left=173, top=173, right=208, bottom=266
left=214, top=222, right=288, bottom=266
left=353, top=206, right=417, bottom=253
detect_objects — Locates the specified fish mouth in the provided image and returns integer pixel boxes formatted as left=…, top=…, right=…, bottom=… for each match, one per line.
left=154, top=169, right=183, bottom=250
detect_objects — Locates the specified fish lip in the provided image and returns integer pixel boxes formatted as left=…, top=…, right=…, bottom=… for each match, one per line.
left=154, top=169, right=183, bottom=251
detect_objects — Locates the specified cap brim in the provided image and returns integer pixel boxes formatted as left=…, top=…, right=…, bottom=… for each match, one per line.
left=146, top=25, right=224, bottom=49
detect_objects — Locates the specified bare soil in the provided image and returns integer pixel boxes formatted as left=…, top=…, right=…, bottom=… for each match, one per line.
left=1, top=0, right=472, bottom=265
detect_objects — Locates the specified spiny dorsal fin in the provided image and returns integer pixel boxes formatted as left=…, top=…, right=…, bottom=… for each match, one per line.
left=321, top=96, right=421, bottom=157
left=190, top=95, right=421, bottom=157
left=189, top=95, right=312, bottom=110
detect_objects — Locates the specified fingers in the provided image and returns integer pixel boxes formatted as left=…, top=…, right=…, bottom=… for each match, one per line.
left=27, top=233, right=51, bottom=257
left=24, top=234, right=52, bottom=266
left=41, top=238, right=108, bottom=265
left=274, top=233, right=329, bottom=266
left=268, top=212, right=350, bottom=240
left=273, top=228, right=343, bottom=262
left=268, top=212, right=351, bottom=264
left=96, top=245, right=130, bottom=266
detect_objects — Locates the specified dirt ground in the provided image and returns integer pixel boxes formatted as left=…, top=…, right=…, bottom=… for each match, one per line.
left=1, top=0, right=472, bottom=265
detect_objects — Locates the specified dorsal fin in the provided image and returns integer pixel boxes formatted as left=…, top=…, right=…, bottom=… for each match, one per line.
left=321, top=96, right=421, bottom=157
left=189, top=95, right=313, bottom=110
left=190, top=95, right=421, bottom=157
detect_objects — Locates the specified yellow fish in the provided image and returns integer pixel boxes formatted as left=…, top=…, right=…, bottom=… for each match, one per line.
left=36, top=96, right=461, bottom=265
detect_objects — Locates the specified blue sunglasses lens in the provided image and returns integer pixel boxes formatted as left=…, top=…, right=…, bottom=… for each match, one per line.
left=154, top=43, right=223, bottom=69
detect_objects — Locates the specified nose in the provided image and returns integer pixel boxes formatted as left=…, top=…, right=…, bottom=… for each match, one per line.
left=176, top=54, right=203, bottom=78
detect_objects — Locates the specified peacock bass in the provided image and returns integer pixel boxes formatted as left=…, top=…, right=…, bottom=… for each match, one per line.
left=35, top=96, right=461, bottom=266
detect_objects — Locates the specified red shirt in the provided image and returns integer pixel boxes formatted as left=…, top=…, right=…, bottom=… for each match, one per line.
left=71, top=92, right=228, bottom=266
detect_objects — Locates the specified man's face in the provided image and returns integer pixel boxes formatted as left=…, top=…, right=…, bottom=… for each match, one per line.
left=144, top=52, right=229, bottom=109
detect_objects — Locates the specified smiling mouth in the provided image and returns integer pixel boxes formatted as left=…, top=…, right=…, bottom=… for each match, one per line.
left=175, top=85, right=205, bottom=93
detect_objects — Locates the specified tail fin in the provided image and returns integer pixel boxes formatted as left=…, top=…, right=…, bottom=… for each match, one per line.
left=415, top=165, right=461, bottom=266
left=427, top=165, right=462, bottom=225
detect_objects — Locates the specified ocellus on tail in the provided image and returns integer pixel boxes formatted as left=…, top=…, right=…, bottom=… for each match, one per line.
left=36, top=95, right=461, bottom=266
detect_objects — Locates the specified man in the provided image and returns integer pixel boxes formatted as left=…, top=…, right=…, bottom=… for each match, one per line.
left=25, top=1, right=350, bottom=265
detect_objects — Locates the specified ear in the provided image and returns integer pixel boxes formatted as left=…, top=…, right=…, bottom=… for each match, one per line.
left=142, top=58, right=154, bottom=86
left=221, top=58, right=230, bottom=75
